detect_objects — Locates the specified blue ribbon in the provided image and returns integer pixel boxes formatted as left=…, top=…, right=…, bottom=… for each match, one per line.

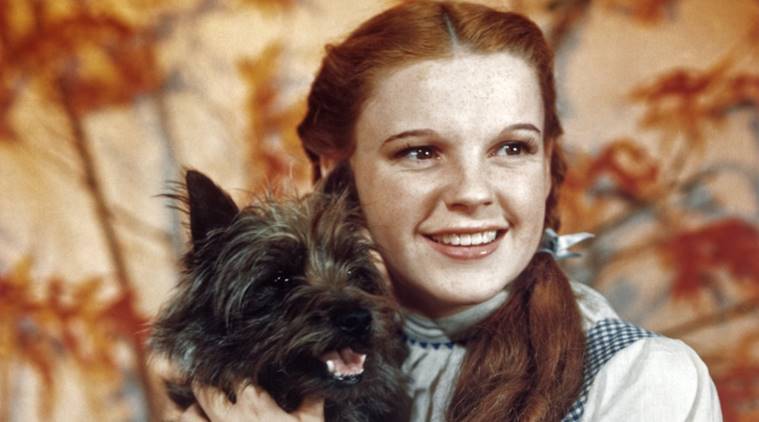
left=538, top=228, right=594, bottom=260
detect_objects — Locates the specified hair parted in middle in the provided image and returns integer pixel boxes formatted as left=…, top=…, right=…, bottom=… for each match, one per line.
left=297, top=1, right=584, bottom=421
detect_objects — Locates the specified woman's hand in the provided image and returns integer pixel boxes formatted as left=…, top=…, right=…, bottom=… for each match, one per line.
left=178, top=384, right=325, bottom=422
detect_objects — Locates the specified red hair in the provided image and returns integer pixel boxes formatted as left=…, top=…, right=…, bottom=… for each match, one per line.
left=297, top=2, right=583, bottom=420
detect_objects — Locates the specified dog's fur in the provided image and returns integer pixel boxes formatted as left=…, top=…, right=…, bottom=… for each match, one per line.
left=149, top=167, right=409, bottom=421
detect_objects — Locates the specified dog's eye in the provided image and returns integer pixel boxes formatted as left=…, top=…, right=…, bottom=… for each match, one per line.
left=357, top=279, right=381, bottom=295
left=273, top=271, right=291, bottom=284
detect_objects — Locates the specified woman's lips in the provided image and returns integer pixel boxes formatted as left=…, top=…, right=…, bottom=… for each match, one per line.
left=423, top=229, right=506, bottom=260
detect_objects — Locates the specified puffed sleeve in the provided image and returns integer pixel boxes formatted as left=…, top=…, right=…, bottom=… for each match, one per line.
left=581, top=336, right=722, bottom=422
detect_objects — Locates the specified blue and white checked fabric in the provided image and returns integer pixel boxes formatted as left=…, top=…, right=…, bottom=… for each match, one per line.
left=561, top=319, right=658, bottom=422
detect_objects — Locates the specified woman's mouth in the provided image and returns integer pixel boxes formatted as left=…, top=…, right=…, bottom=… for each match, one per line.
left=430, top=230, right=498, bottom=246
left=424, top=229, right=507, bottom=259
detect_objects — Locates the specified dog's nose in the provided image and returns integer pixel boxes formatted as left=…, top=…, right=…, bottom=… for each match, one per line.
left=333, top=308, right=372, bottom=336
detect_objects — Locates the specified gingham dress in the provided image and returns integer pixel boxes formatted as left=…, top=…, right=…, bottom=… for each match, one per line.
left=560, top=318, right=657, bottom=422
left=401, top=282, right=722, bottom=422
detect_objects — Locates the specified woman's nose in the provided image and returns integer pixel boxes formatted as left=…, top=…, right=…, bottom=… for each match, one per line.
left=443, top=161, right=494, bottom=212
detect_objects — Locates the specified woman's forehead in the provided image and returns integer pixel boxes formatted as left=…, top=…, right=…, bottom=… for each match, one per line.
left=357, top=52, right=545, bottom=144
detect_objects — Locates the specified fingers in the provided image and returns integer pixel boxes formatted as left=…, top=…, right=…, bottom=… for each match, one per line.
left=193, top=383, right=250, bottom=422
left=296, top=397, right=326, bottom=422
left=238, top=386, right=325, bottom=422
left=178, top=404, right=210, bottom=422
left=236, top=386, right=290, bottom=421
left=190, top=382, right=325, bottom=422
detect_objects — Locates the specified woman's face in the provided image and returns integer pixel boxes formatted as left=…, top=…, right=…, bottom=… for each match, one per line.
left=350, top=52, right=551, bottom=318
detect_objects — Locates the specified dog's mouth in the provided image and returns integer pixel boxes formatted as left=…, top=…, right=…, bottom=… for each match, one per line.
left=319, top=347, right=366, bottom=384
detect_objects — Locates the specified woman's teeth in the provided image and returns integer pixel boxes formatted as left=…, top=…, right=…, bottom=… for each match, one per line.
left=431, top=230, right=498, bottom=246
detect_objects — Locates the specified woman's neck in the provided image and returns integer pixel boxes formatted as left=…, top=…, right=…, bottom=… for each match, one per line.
left=402, top=289, right=510, bottom=342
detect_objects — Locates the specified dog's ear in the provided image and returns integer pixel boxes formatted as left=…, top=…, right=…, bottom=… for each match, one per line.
left=316, top=161, right=359, bottom=201
left=185, top=170, right=239, bottom=247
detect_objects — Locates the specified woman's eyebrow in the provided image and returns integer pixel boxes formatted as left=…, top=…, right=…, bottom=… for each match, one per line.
left=381, top=123, right=541, bottom=146
left=498, top=123, right=542, bottom=136
left=381, top=129, right=437, bottom=146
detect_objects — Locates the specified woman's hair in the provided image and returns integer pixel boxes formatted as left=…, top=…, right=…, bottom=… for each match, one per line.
left=297, top=2, right=584, bottom=421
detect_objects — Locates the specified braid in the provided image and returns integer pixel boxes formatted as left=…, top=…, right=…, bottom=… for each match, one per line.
left=448, top=253, right=584, bottom=422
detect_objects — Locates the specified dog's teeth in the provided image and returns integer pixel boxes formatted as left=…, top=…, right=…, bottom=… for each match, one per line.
left=331, top=366, right=365, bottom=379
left=322, top=349, right=367, bottom=381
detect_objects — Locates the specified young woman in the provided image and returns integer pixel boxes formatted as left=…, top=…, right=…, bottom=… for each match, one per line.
left=181, top=1, right=722, bottom=421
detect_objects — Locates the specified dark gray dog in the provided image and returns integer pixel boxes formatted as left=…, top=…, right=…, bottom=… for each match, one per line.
left=149, top=167, right=409, bottom=421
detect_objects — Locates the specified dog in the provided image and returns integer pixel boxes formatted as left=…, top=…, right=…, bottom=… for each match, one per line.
left=149, top=166, right=409, bottom=421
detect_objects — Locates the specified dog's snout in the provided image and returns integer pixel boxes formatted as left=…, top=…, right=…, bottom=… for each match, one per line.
left=333, top=308, right=372, bottom=336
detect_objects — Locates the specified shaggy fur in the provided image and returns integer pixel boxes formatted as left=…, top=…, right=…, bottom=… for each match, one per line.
left=149, top=167, right=409, bottom=421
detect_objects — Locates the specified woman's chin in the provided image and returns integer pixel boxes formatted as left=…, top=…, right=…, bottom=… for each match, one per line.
left=389, top=239, right=524, bottom=317
left=406, top=284, right=508, bottom=318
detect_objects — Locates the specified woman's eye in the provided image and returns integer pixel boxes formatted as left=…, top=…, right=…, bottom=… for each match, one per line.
left=397, top=146, right=438, bottom=161
left=495, top=141, right=533, bottom=156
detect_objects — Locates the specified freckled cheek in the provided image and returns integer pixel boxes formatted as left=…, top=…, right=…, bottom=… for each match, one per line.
left=365, top=180, right=421, bottom=222
left=358, top=172, right=430, bottom=243
left=493, top=172, right=548, bottom=223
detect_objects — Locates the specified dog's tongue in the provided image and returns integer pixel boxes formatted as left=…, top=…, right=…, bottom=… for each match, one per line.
left=320, top=347, right=366, bottom=375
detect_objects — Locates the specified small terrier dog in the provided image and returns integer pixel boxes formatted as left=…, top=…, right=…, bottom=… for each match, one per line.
left=149, top=166, right=409, bottom=421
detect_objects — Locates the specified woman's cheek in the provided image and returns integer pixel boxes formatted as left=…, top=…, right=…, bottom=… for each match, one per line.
left=496, top=168, right=548, bottom=216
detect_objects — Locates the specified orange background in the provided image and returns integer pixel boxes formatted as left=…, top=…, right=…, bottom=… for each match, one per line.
left=1, top=0, right=758, bottom=420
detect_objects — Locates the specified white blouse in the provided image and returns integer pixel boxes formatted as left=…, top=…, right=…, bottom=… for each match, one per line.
left=401, top=282, right=723, bottom=422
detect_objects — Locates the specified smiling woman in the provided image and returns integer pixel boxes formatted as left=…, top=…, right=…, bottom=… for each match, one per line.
left=183, top=1, right=723, bottom=421
left=293, top=5, right=590, bottom=418
left=351, top=52, right=551, bottom=318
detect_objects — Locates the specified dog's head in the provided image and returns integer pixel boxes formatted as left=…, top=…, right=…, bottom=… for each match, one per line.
left=150, top=169, right=406, bottom=409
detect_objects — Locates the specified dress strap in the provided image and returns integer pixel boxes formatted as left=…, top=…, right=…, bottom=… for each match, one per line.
left=561, top=319, right=658, bottom=422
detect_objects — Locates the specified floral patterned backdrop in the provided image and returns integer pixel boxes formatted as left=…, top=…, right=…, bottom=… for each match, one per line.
left=0, top=0, right=757, bottom=420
